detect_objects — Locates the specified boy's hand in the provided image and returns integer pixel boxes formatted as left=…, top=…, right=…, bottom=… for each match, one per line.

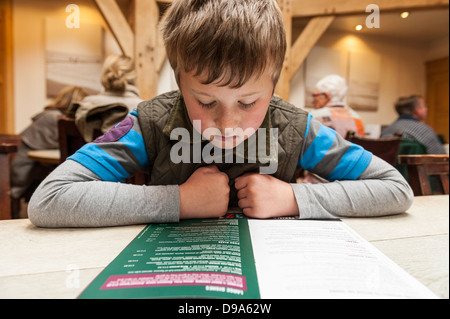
left=179, top=166, right=230, bottom=219
left=235, top=173, right=299, bottom=219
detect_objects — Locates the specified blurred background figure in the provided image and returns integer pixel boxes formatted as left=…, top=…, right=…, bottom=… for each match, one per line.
left=81, top=55, right=143, bottom=111
left=10, top=86, right=88, bottom=204
left=72, top=55, right=144, bottom=142
left=381, top=95, right=446, bottom=154
left=310, top=74, right=365, bottom=137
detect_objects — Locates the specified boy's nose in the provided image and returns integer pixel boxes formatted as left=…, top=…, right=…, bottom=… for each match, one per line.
left=215, top=109, right=239, bottom=132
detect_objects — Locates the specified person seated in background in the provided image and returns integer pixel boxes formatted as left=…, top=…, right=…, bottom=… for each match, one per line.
left=309, top=74, right=365, bottom=138
left=10, top=86, right=88, bottom=203
left=381, top=95, right=446, bottom=154
left=81, top=55, right=143, bottom=111
left=73, top=55, right=145, bottom=142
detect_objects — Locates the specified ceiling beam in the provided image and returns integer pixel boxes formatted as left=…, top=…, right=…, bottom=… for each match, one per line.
left=95, top=0, right=135, bottom=57
left=96, top=0, right=449, bottom=101
left=289, top=15, right=335, bottom=80
left=156, top=0, right=450, bottom=12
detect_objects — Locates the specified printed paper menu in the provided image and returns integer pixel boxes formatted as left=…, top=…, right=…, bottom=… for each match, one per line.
left=79, top=219, right=437, bottom=299
left=79, top=218, right=260, bottom=299
left=248, top=220, right=438, bottom=299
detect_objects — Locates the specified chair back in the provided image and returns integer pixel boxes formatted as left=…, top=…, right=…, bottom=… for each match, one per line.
left=58, top=116, right=149, bottom=185
left=398, top=154, right=449, bottom=196
left=58, top=117, right=102, bottom=163
left=0, top=134, right=21, bottom=145
left=0, top=135, right=21, bottom=160
left=346, top=131, right=403, bottom=166
left=395, top=139, right=427, bottom=181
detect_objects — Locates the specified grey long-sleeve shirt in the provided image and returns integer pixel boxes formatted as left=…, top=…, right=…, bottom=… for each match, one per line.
left=28, top=110, right=413, bottom=228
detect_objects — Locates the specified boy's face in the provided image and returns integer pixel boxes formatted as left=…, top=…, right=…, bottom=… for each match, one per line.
left=179, top=70, right=275, bottom=149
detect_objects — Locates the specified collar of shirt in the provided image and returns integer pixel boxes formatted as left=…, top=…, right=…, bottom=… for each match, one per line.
left=398, top=114, right=418, bottom=121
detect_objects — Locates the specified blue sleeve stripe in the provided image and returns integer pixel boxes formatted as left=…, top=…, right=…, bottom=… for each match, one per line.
left=326, top=145, right=373, bottom=181
left=118, top=129, right=149, bottom=169
left=304, top=114, right=312, bottom=138
left=300, top=124, right=336, bottom=170
left=130, top=110, right=138, bottom=117
left=69, top=145, right=130, bottom=182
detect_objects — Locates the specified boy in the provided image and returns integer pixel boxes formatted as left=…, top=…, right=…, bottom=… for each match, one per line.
left=28, top=0, right=413, bottom=228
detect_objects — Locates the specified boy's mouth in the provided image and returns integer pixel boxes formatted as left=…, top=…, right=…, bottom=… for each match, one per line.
left=216, top=135, right=237, bottom=142
left=209, top=134, right=240, bottom=150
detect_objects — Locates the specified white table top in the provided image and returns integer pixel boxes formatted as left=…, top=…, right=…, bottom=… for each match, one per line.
left=27, top=149, right=61, bottom=165
left=0, top=195, right=448, bottom=299
left=342, top=195, right=449, bottom=299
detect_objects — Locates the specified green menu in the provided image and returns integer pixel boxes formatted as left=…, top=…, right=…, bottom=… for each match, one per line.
left=79, top=218, right=260, bottom=299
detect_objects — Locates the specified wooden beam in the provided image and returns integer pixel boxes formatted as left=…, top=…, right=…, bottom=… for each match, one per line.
left=276, top=0, right=293, bottom=100
left=95, top=0, right=135, bottom=57
left=96, top=0, right=449, bottom=103
left=289, top=15, right=335, bottom=80
left=156, top=9, right=169, bottom=74
left=291, top=0, right=449, bottom=18
left=134, top=0, right=159, bottom=99
left=0, top=0, right=14, bottom=134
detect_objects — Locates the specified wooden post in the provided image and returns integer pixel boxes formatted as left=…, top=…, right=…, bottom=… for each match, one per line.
left=134, top=0, right=159, bottom=100
left=275, top=1, right=334, bottom=101
left=0, top=0, right=14, bottom=134
left=276, top=0, right=292, bottom=100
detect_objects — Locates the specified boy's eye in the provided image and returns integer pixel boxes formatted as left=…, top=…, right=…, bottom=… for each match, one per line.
left=197, top=100, right=256, bottom=109
left=238, top=101, right=256, bottom=110
left=198, top=101, right=216, bottom=109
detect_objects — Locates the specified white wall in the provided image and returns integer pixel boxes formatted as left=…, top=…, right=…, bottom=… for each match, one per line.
left=12, top=0, right=177, bottom=134
left=288, top=29, right=441, bottom=127
left=12, top=0, right=121, bottom=133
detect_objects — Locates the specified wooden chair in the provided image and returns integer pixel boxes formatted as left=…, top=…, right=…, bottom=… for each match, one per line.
left=0, top=134, right=21, bottom=145
left=346, top=131, right=403, bottom=166
left=58, top=116, right=149, bottom=185
left=395, top=139, right=427, bottom=181
left=398, top=155, right=449, bottom=196
left=58, top=116, right=101, bottom=163
left=0, top=144, right=18, bottom=219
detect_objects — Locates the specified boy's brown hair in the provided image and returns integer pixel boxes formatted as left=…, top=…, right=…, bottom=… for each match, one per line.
left=160, top=0, right=286, bottom=88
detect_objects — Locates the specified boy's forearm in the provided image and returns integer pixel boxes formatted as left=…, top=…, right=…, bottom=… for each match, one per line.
left=29, top=156, right=413, bottom=227
left=28, top=160, right=180, bottom=228
left=292, top=156, right=414, bottom=219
